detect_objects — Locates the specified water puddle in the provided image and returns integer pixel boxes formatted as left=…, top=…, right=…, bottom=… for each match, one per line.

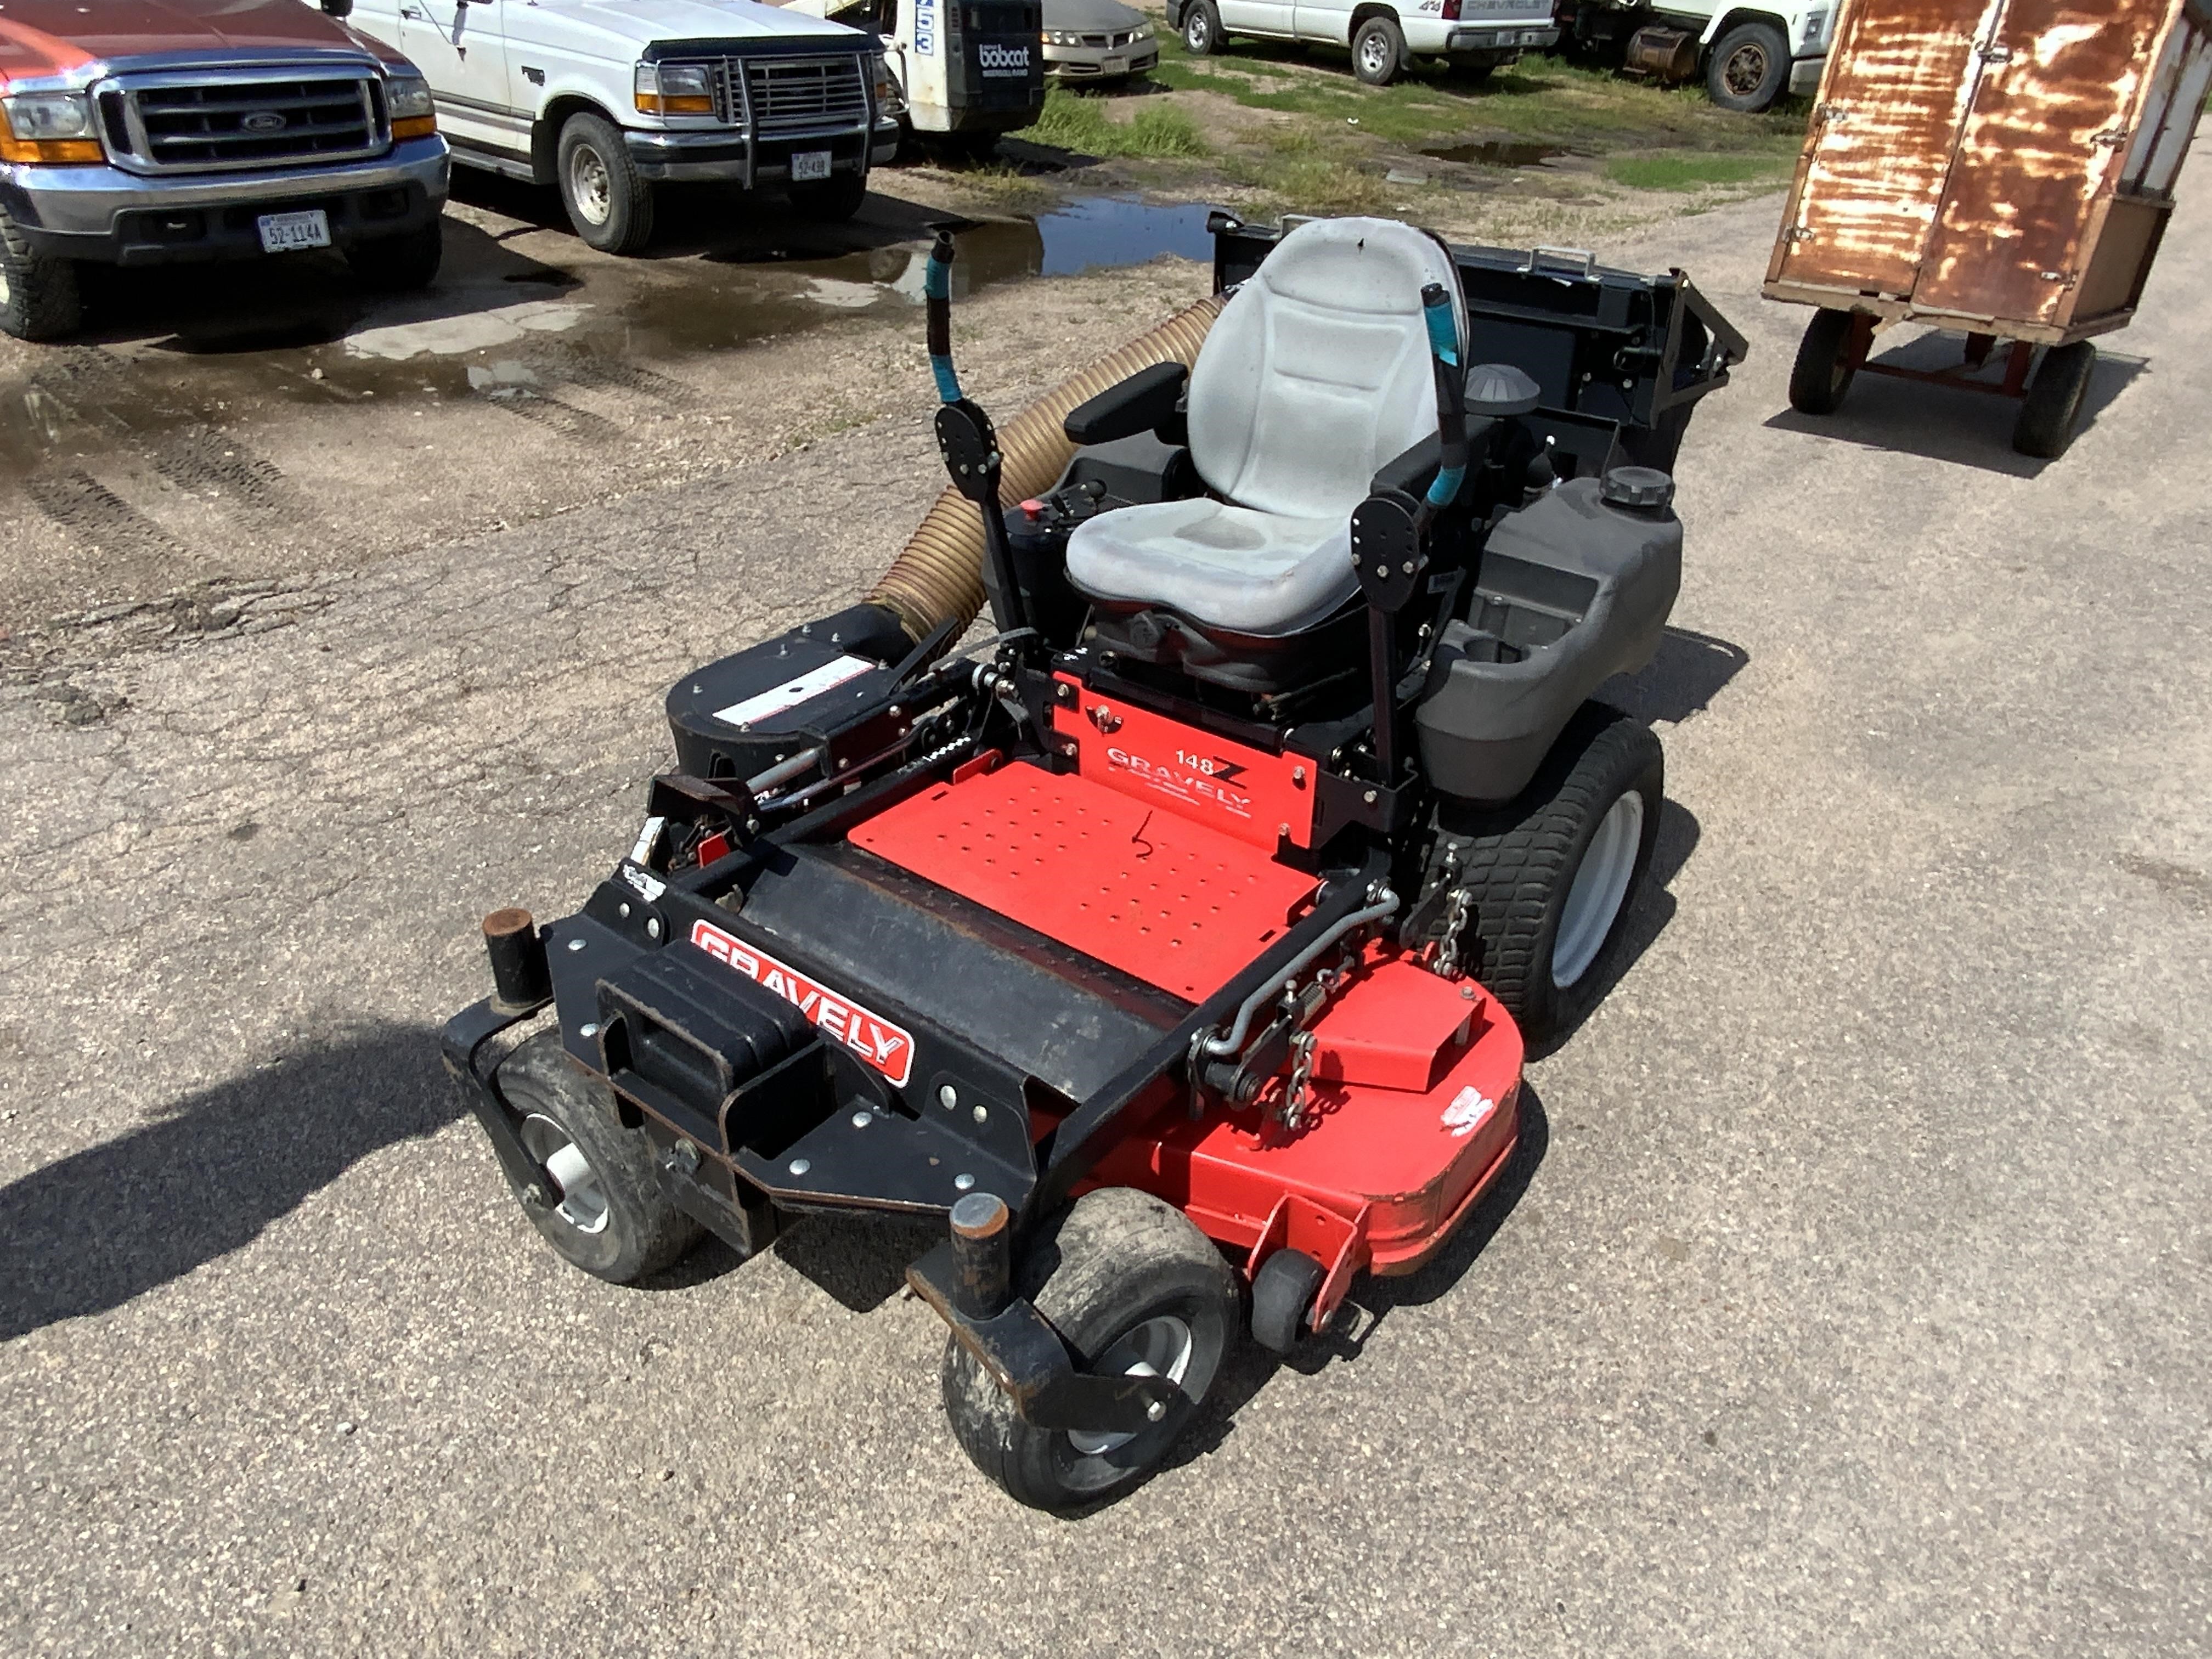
left=0, top=194, right=1214, bottom=467
left=1421, top=140, right=1576, bottom=167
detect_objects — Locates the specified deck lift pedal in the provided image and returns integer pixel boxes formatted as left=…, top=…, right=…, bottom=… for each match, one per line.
left=442, top=213, right=1743, bottom=1510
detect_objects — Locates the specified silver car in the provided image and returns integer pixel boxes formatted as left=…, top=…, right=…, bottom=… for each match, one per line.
left=1043, top=0, right=1160, bottom=80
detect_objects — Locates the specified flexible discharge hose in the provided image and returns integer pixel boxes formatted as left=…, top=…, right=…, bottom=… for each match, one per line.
left=867, top=290, right=1228, bottom=645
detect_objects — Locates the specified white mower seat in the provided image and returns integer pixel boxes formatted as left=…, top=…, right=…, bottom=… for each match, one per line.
left=1066, top=216, right=1465, bottom=639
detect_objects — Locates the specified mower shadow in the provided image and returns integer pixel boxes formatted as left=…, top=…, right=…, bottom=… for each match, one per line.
left=1598, top=624, right=1748, bottom=726
left=0, top=1026, right=458, bottom=1344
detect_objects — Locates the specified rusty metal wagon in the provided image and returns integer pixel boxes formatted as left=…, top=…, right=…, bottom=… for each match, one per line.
left=1764, top=0, right=2208, bottom=456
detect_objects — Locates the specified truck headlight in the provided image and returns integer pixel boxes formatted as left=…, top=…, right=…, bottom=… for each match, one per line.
left=871, top=53, right=906, bottom=117
left=385, top=72, right=437, bottom=139
left=635, top=61, right=716, bottom=116
left=0, top=92, right=102, bottom=164
left=1801, top=8, right=1827, bottom=44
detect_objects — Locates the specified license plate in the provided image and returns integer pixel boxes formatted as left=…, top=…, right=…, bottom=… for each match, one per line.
left=1521, top=28, right=1549, bottom=42
left=791, top=150, right=832, bottom=182
left=257, top=209, right=330, bottom=254
left=1103, top=54, right=1127, bottom=72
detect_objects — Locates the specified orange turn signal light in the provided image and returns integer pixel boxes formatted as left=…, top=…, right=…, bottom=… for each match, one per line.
left=633, top=92, right=715, bottom=115
left=0, top=133, right=103, bottom=165
left=392, top=115, right=437, bottom=140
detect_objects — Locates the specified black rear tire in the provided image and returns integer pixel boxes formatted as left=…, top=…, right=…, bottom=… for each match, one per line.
left=344, top=219, right=444, bottom=291
left=1706, top=21, right=1790, bottom=112
left=1249, top=1248, right=1325, bottom=1355
left=493, top=1031, right=703, bottom=1283
left=941, top=1187, right=1238, bottom=1510
left=1788, top=307, right=1859, bottom=415
left=1182, top=0, right=1222, bottom=55
left=0, top=207, right=83, bottom=342
left=1443, top=704, right=1664, bottom=1045
left=788, top=171, right=869, bottom=222
left=1353, top=15, right=1408, bottom=85
left=557, top=111, right=656, bottom=254
left=2012, top=341, right=2096, bottom=459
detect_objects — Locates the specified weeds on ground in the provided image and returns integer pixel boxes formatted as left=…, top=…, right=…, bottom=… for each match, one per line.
left=1153, top=35, right=1803, bottom=156
left=1013, top=84, right=1209, bottom=157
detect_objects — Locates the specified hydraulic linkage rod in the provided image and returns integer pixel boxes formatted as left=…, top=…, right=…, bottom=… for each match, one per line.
left=924, top=230, right=1030, bottom=637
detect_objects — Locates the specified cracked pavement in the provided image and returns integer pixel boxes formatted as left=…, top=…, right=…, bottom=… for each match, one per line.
left=2, top=189, right=2208, bottom=1657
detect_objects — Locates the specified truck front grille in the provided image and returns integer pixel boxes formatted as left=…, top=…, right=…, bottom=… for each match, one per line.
left=98, top=72, right=385, bottom=173
left=706, top=55, right=869, bottom=133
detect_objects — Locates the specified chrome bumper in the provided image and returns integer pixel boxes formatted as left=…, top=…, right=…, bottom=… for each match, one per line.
left=1446, top=24, right=1558, bottom=49
left=1789, top=55, right=1825, bottom=95
left=627, top=122, right=902, bottom=185
left=0, top=137, right=449, bottom=239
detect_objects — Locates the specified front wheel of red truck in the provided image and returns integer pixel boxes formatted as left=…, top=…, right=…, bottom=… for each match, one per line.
left=0, top=209, right=82, bottom=343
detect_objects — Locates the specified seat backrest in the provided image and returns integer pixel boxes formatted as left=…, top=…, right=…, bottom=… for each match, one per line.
left=1187, top=217, right=1465, bottom=522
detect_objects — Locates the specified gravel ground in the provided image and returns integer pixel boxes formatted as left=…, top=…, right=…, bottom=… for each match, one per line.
left=2, top=184, right=2207, bottom=1657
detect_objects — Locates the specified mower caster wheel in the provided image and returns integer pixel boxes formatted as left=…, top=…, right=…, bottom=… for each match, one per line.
left=493, top=1031, right=703, bottom=1283
left=941, top=1187, right=1238, bottom=1511
left=1249, top=1248, right=1325, bottom=1356
left=1444, top=703, right=1663, bottom=1046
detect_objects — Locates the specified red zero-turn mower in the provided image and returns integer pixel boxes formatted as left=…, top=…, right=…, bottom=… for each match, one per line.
left=443, top=215, right=1745, bottom=1510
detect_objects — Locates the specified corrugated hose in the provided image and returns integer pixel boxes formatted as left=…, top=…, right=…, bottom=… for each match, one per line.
left=866, top=289, right=1228, bottom=645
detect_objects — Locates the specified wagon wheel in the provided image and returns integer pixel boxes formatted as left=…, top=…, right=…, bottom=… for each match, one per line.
left=1788, top=308, right=1861, bottom=416
left=2012, top=341, right=2097, bottom=459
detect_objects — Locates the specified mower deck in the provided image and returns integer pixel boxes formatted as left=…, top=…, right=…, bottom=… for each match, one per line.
left=859, top=754, right=1523, bottom=1323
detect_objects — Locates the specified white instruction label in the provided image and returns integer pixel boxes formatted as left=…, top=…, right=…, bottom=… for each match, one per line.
left=712, top=654, right=876, bottom=729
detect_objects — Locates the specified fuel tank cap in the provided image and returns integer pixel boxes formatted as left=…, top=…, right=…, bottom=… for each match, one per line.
left=1600, top=465, right=1676, bottom=512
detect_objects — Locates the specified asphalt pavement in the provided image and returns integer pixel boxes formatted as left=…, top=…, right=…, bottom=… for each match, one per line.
left=2, top=185, right=2207, bottom=1657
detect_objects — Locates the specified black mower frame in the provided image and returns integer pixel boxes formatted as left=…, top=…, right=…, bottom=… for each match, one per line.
left=442, top=212, right=1745, bottom=1449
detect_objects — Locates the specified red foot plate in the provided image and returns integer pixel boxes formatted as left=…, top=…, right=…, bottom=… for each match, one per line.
left=848, top=760, right=1319, bottom=1002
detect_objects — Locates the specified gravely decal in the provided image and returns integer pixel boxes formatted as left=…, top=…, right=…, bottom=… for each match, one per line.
left=1103, top=744, right=1255, bottom=820
left=690, top=920, right=915, bottom=1087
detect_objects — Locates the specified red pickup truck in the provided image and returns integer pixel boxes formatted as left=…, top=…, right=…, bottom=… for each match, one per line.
left=0, top=0, right=449, bottom=341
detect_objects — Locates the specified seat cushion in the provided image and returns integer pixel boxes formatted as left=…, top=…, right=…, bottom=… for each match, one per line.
left=1187, top=215, right=1465, bottom=523
left=1065, top=496, right=1355, bottom=639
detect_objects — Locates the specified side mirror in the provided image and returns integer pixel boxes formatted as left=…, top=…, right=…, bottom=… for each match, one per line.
left=320, top=0, right=355, bottom=16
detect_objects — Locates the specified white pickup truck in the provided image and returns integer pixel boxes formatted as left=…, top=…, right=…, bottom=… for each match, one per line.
left=1167, top=0, right=1560, bottom=86
left=1559, top=0, right=1831, bottom=111
left=337, top=0, right=906, bottom=251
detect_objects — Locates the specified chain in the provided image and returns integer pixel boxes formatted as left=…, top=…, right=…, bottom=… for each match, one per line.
left=1431, top=885, right=1472, bottom=979
left=1278, top=1030, right=1318, bottom=1131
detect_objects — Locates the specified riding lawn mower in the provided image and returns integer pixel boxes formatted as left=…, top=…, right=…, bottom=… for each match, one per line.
left=442, top=213, right=1746, bottom=1510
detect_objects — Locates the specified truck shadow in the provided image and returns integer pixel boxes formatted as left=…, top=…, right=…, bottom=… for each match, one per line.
left=64, top=215, right=579, bottom=354
left=0, top=1026, right=458, bottom=1345
left=1763, top=337, right=2148, bottom=477
left=448, top=167, right=959, bottom=266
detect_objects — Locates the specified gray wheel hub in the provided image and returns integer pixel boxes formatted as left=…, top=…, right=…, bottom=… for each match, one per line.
left=518, top=1111, right=612, bottom=1235
left=1066, top=1314, right=1194, bottom=1457
left=567, top=145, right=613, bottom=227
left=1552, top=791, right=1644, bottom=989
